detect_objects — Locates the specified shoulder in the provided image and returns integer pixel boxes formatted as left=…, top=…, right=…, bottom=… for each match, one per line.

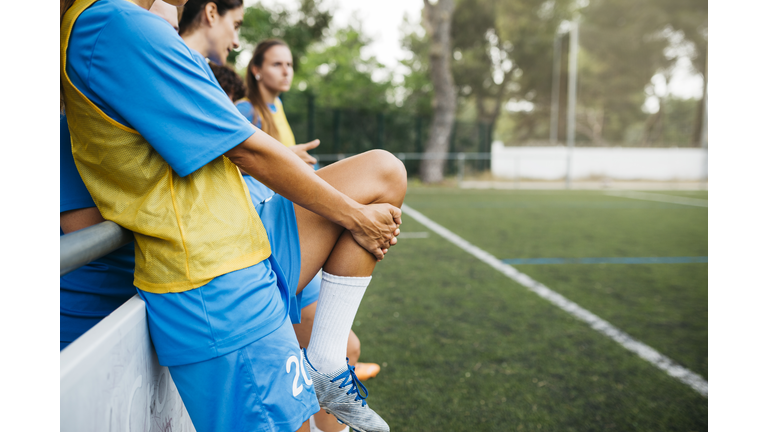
left=235, top=99, right=255, bottom=123
left=81, top=0, right=172, bottom=35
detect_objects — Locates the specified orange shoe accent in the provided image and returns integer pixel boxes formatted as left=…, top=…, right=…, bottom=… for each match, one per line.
left=353, top=362, right=381, bottom=381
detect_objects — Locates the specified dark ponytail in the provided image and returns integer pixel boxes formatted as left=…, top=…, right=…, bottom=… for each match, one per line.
left=179, top=0, right=243, bottom=36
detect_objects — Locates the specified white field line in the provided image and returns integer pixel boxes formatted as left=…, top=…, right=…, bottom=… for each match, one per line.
left=396, top=232, right=429, bottom=239
left=603, top=191, right=708, bottom=207
left=401, top=204, right=708, bottom=397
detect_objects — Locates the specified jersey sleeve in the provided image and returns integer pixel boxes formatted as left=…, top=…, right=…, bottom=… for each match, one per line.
left=85, top=9, right=255, bottom=177
left=60, top=115, right=96, bottom=213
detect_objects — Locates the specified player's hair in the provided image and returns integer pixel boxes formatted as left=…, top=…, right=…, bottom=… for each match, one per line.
left=245, top=39, right=289, bottom=140
left=178, top=0, right=243, bottom=36
left=209, top=62, right=246, bottom=102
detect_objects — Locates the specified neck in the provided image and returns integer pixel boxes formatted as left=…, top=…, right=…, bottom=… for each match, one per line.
left=133, top=0, right=155, bottom=10
left=181, top=31, right=213, bottom=61
left=258, top=82, right=280, bottom=104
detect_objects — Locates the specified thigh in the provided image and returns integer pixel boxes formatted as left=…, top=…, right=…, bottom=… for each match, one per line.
left=169, top=318, right=320, bottom=432
left=294, top=150, right=407, bottom=287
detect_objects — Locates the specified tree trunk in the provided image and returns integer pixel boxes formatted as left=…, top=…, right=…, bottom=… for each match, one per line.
left=420, top=0, right=457, bottom=183
left=691, top=47, right=707, bottom=146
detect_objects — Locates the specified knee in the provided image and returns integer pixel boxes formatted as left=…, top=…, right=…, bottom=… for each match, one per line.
left=346, top=330, right=361, bottom=365
left=369, top=150, right=407, bottom=201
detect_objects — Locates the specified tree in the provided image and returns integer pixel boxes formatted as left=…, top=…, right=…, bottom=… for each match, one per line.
left=454, top=0, right=573, bottom=144
left=292, top=26, right=392, bottom=111
left=229, top=0, right=332, bottom=70
left=420, top=0, right=457, bottom=184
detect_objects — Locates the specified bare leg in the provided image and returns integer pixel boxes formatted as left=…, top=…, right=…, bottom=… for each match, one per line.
left=295, top=419, right=310, bottom=432
left=294, top=150, right=407, bottom=291
left=293, top=150, right=405, bottom=432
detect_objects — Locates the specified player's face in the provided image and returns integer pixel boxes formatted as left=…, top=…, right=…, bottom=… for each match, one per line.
left=209, top=5, right=244, bottom=65
left=255, top=45, right=294, bottom=94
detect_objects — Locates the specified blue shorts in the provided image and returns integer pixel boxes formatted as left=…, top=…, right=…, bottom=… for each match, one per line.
left=300, top=272, right=322, bottom=309
left=168, top=315, right=320, bottom=432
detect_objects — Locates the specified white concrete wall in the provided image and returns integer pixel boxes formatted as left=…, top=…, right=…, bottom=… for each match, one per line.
left=61, top=296, right=196, bottom=432
left=490, top=142, right=708, bottom=181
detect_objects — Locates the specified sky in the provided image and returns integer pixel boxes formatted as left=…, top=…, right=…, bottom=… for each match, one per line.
left=243, top=0, right=703, bottom=107
left=244, top=0, right=423, bottom=74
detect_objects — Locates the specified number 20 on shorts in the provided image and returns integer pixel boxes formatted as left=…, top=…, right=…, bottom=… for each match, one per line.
left=286, top=355, right=313, bottom=397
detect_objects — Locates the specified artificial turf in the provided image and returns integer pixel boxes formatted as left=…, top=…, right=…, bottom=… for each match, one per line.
left=356, top=187, right=707, bottom=431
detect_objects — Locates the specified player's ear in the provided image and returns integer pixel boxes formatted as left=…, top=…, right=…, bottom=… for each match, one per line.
left=204, top=2, right=219, bottom=25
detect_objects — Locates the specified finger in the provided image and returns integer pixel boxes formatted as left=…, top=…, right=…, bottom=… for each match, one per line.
left=390, top=206, right=403, bottom=225
left=390, top=237, right=397, bottom=246
left=372, top=248, right=384, bottom=260
left=382, top=248, right=388, bottom=254
left=304, top=154, right=317, bottom=165
left=298, top=139, right=321, bottom=150
left=394, top=228, right=401, bottom=236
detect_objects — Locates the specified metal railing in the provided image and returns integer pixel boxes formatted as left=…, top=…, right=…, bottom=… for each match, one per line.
left=60, top=221, right=133, bottom=276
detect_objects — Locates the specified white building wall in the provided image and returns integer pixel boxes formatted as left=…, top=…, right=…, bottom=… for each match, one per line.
left=490, top=142, right=708, bottom=181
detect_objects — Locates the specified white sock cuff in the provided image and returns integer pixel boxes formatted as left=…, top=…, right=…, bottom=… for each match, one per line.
left=321, top=271, right=372, bottom=287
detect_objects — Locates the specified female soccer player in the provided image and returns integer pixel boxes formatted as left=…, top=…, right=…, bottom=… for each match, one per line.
left=60, top=1, right=404, bottom=431
left=234, top=37, right=383, bottom=432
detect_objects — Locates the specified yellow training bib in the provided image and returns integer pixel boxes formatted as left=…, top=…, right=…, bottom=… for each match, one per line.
left=61, top=0, right=271, bottom=293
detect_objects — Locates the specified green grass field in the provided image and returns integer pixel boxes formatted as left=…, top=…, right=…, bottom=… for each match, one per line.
left=356, top=187, right=707, bottom=431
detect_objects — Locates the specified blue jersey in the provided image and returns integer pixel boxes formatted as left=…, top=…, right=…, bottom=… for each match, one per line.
left=66, top=0, right=286, bottom=366
left=60, top=115, right=137, bottom=349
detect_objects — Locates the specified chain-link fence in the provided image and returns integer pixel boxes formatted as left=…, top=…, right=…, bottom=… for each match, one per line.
left=281, top=92, right=493, bottom=177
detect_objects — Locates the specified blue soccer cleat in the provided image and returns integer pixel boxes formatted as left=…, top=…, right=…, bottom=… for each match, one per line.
left=302, top=348, right=390, bottom=432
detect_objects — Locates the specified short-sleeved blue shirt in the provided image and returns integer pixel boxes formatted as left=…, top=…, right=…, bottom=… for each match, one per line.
left=65, top=0, right=287, bottom=365
left=65, top=0, right=255, bottom=176
left=236, top=99, right=278, bottom=129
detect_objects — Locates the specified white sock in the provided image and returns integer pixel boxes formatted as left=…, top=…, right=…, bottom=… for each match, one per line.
left=306, top=271, right=371, bottom=373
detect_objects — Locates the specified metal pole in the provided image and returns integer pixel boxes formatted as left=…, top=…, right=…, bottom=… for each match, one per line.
left=60, top=221, right=133, bottom=276
left=332, top=109, right=340, bottom=153
left=565, top=21, right=579, bottom=189
left=550, top=32, right=562, bottom=144
left=457, top=152, right=465, bottom=186
left=700, top=83, right=708, bottom=187
left=307, top=93, right=315, bottom=142
left=377, top=113, right=385, bottom=150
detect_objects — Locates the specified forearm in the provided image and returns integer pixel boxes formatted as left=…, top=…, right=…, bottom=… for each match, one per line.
left=225, top=130, right=362, bottom=230
left=61, top=207, right=105, bottom=234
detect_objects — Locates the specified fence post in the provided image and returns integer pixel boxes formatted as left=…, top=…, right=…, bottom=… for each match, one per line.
left=415, top=116, right=423, bottom=153
left=457, top=152, right=466, bottom=186
left=307, top=93, right=315, bottom=142
left=332, top=109, right=340, bottom=154
left=377, top=112, right=385, bottom=150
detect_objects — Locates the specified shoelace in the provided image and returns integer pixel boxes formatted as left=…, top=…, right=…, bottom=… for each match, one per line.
left=331, top=362, right=369, bottom=407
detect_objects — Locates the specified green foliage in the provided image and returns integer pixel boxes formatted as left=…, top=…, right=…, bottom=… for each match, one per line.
left=291, top=26, right=392, bottom=111
left=229, top=0, right=332, bottom=70
left=397, top=0, right=706, bottom=146
left=398, top=18, right=434, bottom=116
